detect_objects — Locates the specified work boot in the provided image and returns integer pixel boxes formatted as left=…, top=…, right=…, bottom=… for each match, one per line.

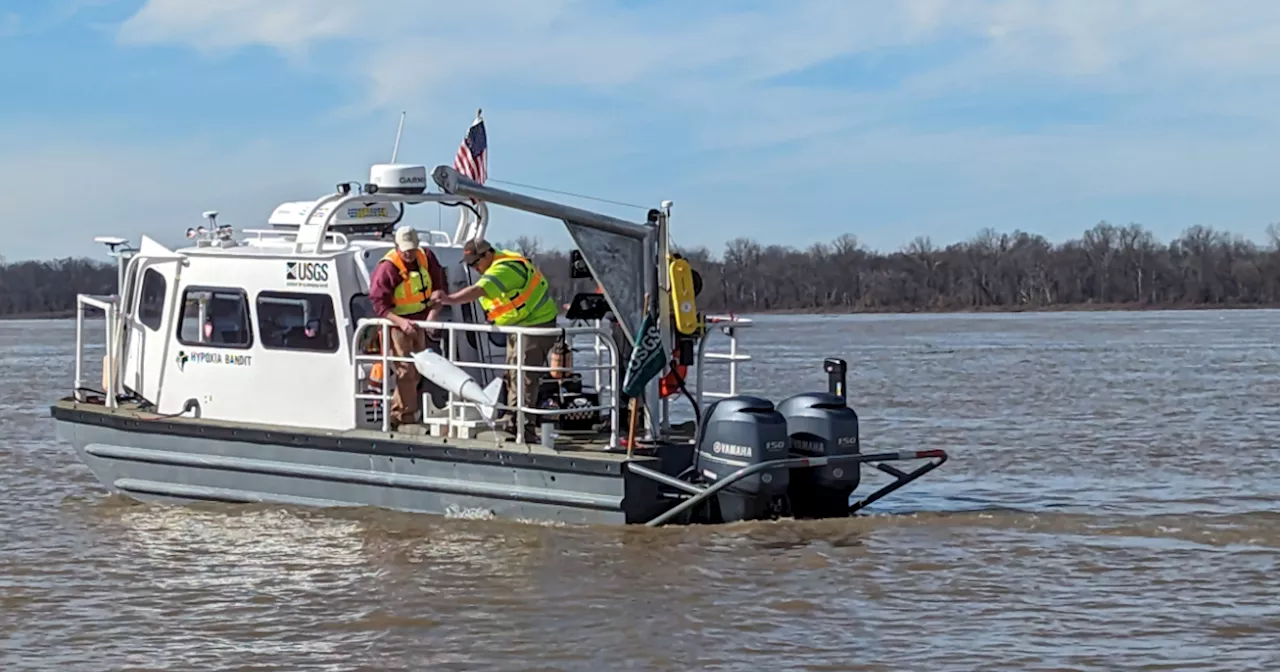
left=393, top=423, right=429, bottom=436
left=502, top=424, right=540, bottom=445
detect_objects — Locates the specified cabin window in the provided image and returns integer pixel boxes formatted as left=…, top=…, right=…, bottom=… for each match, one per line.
left=349, top=294, right=383, bottom=354
left=349, top=293, right=373, bottom=323
left=176, top=287, right=253, bottom=348
left=138, top=268, right=167, bottom=331
left=256, top=291, right=340, bottom=353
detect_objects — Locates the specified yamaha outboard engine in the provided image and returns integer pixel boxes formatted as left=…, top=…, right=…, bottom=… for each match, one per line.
left=695, top=395, right=790, bottom=523
left=777, top=391, right=861, bottom=519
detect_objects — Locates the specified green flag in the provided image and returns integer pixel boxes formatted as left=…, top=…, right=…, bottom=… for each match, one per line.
left=621, top=308, right=667, bottom=400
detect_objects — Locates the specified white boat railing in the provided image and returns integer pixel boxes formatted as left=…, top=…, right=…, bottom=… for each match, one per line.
left=73, top=294, right=121, bottom=408
left=694, top=314, right=753, bottom=411
left=351, top=318, right=622, bottom=447
left=239, top=227, right=458, bottom=249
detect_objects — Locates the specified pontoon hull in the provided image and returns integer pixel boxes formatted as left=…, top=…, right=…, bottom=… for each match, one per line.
left=51, top=399, right=948, bottom=526
left=51, top=400, right=666, bottom=525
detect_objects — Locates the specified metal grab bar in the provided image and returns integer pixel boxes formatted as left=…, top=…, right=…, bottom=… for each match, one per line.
left=632, top=449, right=948, bottom=527
left=350, top=318, right=622, bottom=446
left=74, top=294, right=120, bottom=408
left=694, top=314, right=753, bottom=411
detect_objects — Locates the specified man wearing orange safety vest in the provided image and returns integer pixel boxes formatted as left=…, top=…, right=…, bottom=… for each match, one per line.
left=432, top=238, right=558, bottom=441
left=369, top=226, right=446, bottom=429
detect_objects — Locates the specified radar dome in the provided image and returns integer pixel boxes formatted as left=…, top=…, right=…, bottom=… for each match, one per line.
left=369, top=163, right=427, bottom=195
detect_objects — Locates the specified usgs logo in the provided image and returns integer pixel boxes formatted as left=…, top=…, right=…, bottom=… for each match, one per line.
left=286, top=261, right=330, bottom=286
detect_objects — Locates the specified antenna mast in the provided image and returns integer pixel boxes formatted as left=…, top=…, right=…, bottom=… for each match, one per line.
left=390, top=110, right=407, bottom=162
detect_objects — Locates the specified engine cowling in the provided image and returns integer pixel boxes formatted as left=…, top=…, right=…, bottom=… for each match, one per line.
left=695, top=395, right=791, bottom=523
left=777, top=392, right=861, bottom=519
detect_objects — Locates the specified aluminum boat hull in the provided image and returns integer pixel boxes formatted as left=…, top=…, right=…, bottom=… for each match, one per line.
left=51, top=399, right=667, bottom=526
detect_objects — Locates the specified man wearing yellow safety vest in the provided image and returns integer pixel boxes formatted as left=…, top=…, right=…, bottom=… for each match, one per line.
left=369, top=226, right=446, bottom=429
left=432, top=238, right=559, bottom=441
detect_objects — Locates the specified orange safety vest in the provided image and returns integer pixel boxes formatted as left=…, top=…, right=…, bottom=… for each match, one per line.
left=381, top=248, right=434, bottom=315
left=365, top=329, right=386, bottom=390
left=479, top=252, right=548, bottom=324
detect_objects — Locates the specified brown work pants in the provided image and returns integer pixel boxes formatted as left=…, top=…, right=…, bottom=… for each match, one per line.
left=389, top=327, right=428, bottom=426
left=505, top=320, right=559, bottom=431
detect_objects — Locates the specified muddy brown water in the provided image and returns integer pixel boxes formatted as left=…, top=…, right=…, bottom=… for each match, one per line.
left=2, top=311, right=1278, bottom=671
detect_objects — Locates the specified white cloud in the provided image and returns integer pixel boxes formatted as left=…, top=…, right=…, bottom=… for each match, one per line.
left=113, top=1, right=1280, bottom=141
left=11, top=0, right=1277, bottom=260
left=118, top=0, right=368, bottom=55
left=0, top=122, right=588, bottom=261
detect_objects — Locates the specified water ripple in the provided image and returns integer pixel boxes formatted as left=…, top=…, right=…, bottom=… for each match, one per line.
left=2, top=312, right=1279, bottom=671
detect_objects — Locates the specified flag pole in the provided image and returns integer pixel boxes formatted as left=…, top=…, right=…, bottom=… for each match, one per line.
left=626, top=292, right=649, bottom=457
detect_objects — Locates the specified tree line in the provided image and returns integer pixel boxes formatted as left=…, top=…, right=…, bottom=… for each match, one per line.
left=0, top=257, right=119, bottom=318
left=507, top=221, right=1280, bottom=313
left=3, top=221, right=1279, bottom=318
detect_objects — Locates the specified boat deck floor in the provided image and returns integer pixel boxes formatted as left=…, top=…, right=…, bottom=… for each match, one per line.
left=56, top=398, right=695, bottom=463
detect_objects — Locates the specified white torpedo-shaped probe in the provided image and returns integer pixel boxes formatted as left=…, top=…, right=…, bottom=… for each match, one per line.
left=412, top=350, right=505, bottom=422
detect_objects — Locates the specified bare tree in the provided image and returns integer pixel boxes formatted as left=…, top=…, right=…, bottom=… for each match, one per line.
left=5, top=222, right=1280, bottom=318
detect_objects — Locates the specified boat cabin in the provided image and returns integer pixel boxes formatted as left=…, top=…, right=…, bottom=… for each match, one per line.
left=107, top=197, right=504, bottom=432
left=79, top=162, right=748, bottom=447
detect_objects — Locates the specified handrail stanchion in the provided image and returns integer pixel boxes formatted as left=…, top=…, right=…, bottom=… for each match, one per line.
left=592, top=324, right=602, bottom=396
left=515, top=331, right=525, bottom=445
left=74, top=300, right=85, bottom=400
left=105, top=304, right=116, bottom=408
left=732, top=323, right=742, bottom=396
left=447, top=324, right=459, bottom=436
left=610, top=337, right=620, bottom=448
left=381, top=322, right=391, bottom=433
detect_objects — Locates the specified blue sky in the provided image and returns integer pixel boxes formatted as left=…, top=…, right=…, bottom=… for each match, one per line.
left=4, top=0, right=1280, bottom=261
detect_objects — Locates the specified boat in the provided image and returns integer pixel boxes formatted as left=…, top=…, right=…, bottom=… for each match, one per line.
left=50, top=155, right=948, bottom=527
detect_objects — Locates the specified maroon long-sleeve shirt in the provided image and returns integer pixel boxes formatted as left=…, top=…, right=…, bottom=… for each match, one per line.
left=369, top=249, right=447, bottom=321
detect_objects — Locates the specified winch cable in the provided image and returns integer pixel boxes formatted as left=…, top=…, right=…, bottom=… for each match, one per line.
left=437, top=200, right=482, bottom=222
left=665, top=351, right=706, bottom=482
left=487, top=178, right=650, bottom=211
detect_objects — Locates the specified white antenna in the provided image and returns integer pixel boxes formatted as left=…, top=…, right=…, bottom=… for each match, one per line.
left=390, top=110, right=407, bottom=162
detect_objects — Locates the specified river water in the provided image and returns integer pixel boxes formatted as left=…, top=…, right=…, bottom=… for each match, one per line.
left=2, top=311, right=1278, bottom=671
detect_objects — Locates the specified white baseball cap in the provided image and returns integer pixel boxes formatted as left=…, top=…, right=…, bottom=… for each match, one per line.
left=394, top=226, right=420, bottom=251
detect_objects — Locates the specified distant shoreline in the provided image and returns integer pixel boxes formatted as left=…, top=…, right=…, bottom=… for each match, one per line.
left=0, top=310, right=82, bottom=321
left=3, top=302, right=1278, bottom=323
left=749, top=302, right=1280, bottom=316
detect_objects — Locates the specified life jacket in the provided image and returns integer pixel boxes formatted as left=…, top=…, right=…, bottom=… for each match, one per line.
left=381, top=248, right=433, bottom=316
left=360, top=327, right=386, bottom=397
left=477, top=251, right=555, bottom=326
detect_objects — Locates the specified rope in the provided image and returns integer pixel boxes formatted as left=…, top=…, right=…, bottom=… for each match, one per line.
left=486, top=178, right=649, bottom=211
left=484, top=177, right=688, bottom=253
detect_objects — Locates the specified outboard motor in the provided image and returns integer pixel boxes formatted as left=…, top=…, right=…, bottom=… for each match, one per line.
left=777, top=392, right=861, bottom=519
left=695, top=395, right=790, bottom=523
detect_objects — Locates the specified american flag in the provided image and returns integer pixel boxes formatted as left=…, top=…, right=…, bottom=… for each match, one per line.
left=453, top=113, right=487, bottom=184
